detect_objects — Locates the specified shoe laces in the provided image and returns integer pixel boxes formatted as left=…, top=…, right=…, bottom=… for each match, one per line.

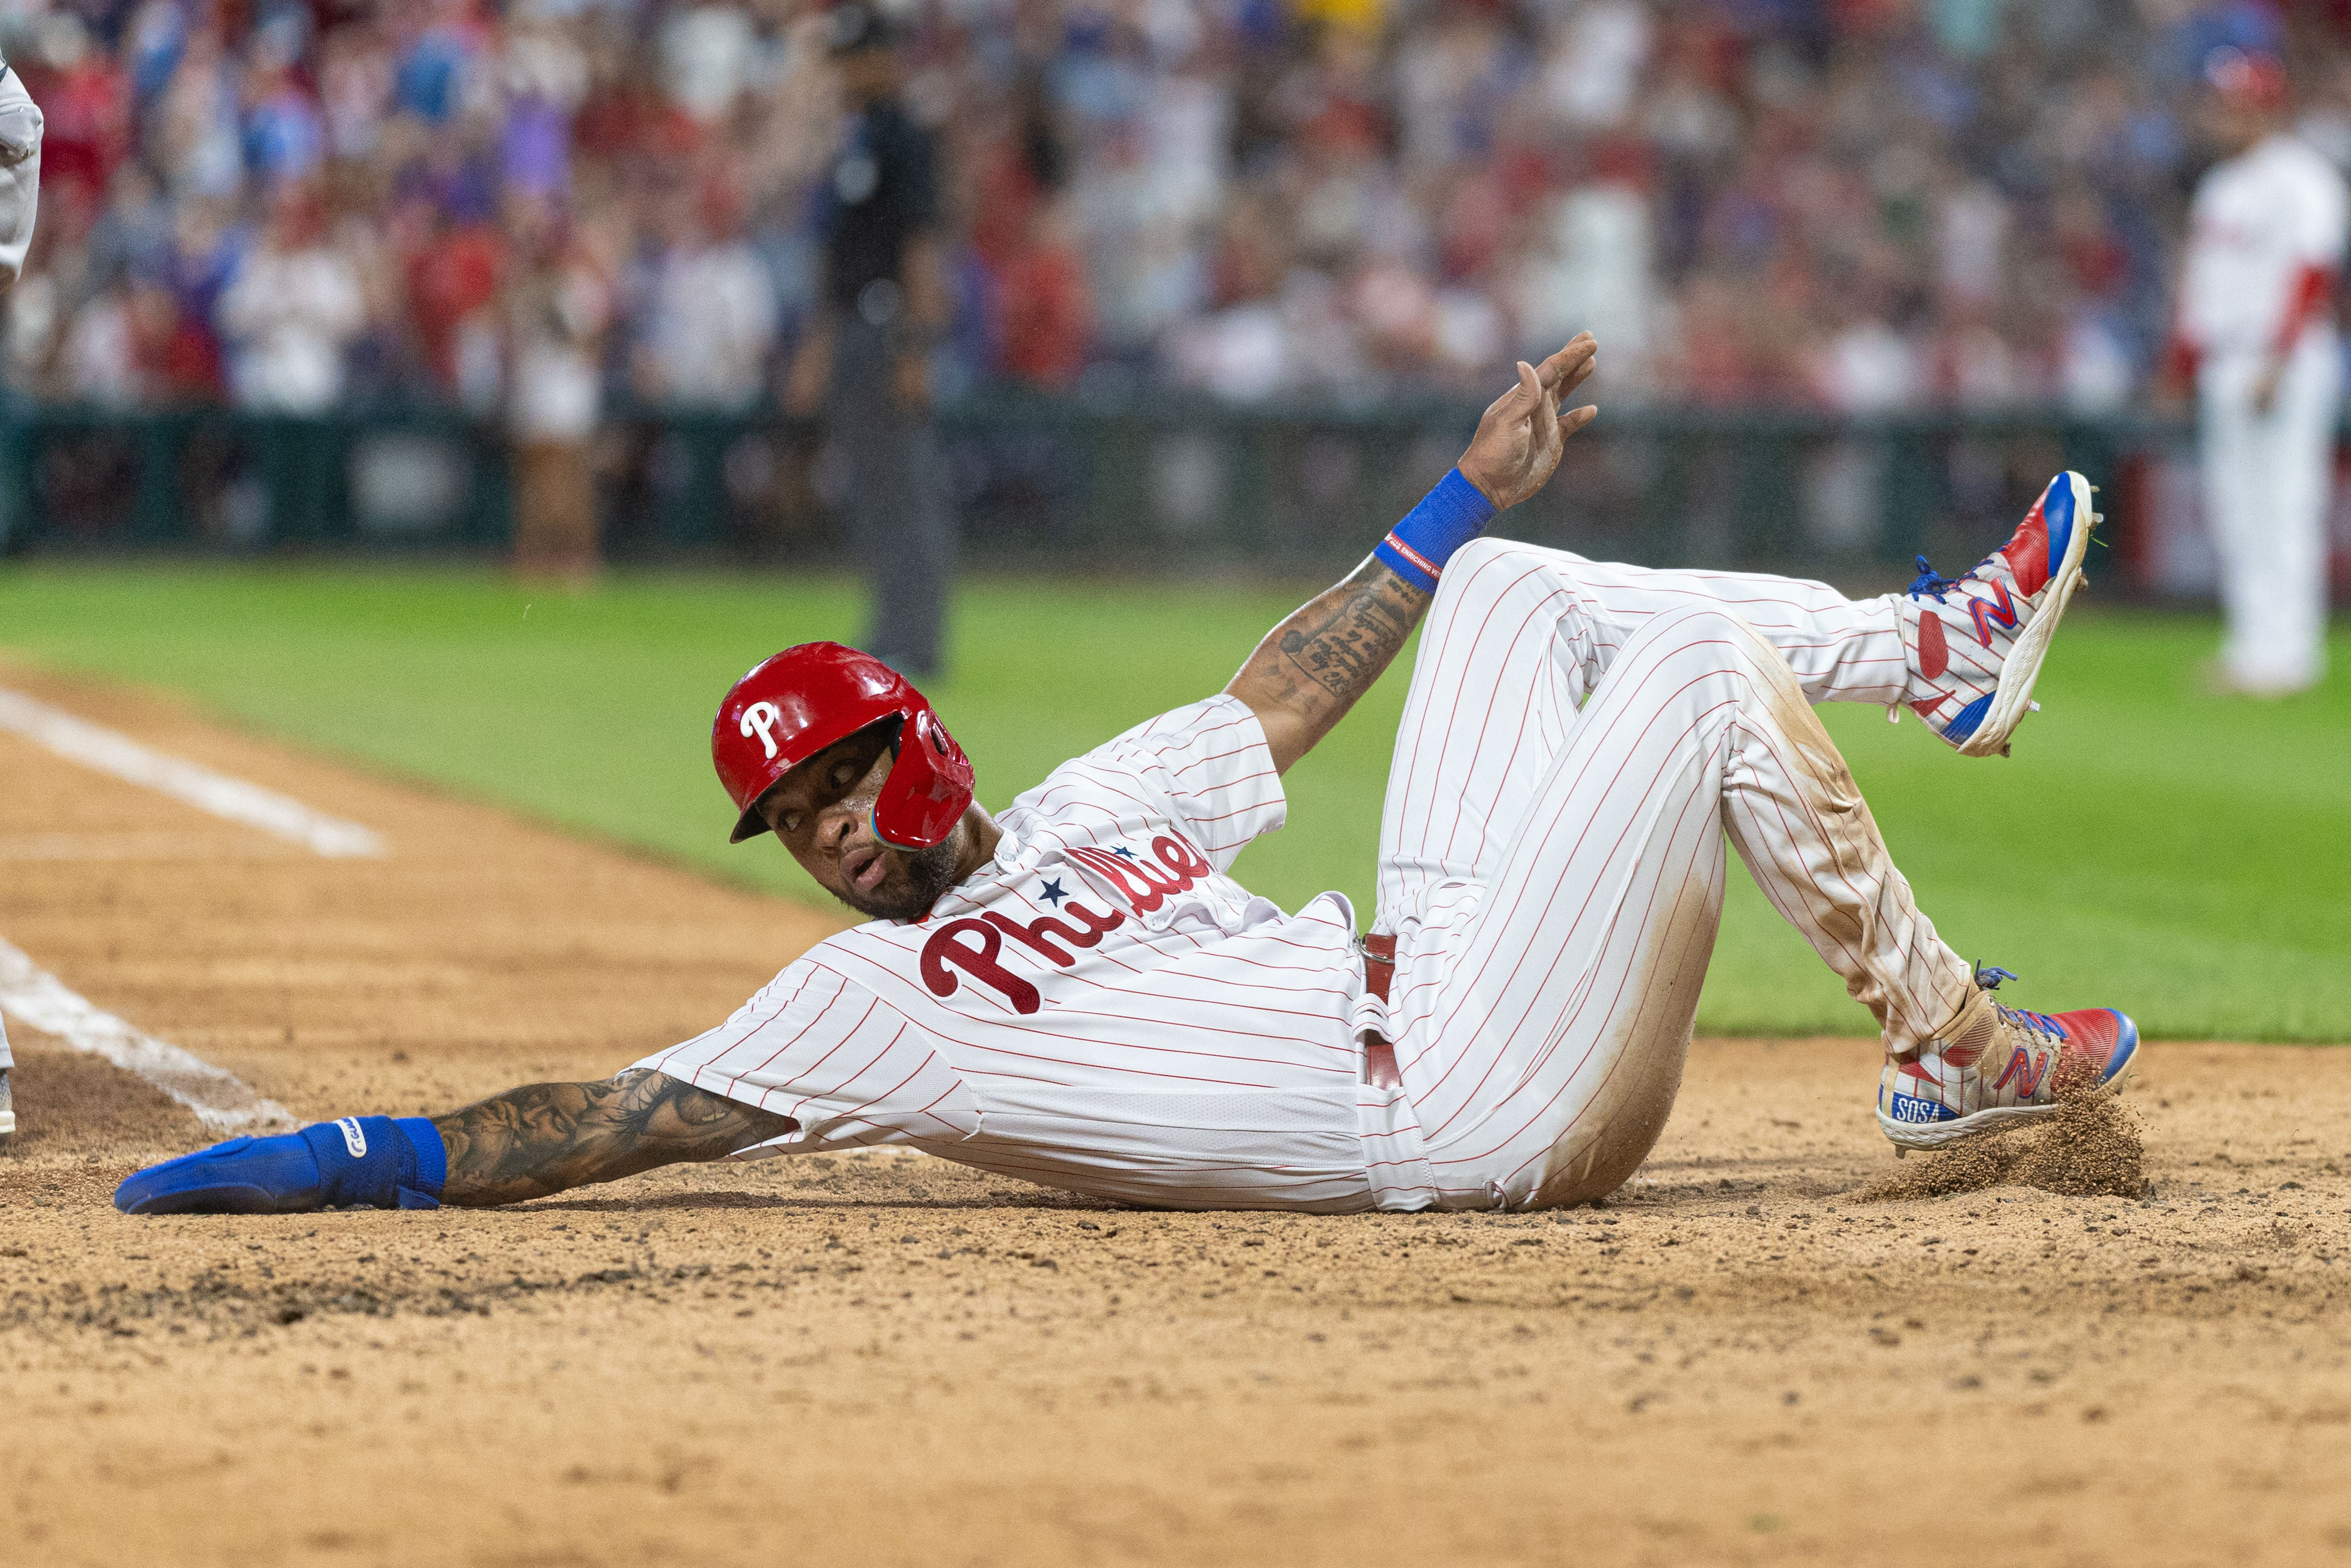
left=1997, top=1004, right=2065, bottom=1042
left=1906, top=555, right=1968, bottom=601
left=1973, top=964, right=2063, bottom=1043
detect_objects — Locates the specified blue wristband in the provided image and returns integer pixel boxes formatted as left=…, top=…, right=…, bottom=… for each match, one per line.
left=1373, top=467, right=1496, bottom=593
left=297, top=1115, right=448, bottom=1209
left=397, top=1117, right=449, bottom=1195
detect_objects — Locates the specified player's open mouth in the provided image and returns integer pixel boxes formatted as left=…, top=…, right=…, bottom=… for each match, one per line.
left=844, top=846, right=888, bottom=893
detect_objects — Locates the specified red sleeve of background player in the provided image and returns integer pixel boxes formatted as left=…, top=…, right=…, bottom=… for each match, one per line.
left=2271, top=262, right=2338, bottom=359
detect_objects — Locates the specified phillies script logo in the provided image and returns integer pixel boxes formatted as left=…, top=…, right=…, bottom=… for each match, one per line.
left=918, top=835, right=1214, bottom=1014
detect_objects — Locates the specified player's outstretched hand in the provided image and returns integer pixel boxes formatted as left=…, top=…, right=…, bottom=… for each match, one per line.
left=1456, top=334, right=1599, bottom=511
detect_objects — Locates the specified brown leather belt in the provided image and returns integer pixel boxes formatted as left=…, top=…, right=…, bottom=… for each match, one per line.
left=1362, top=932, right=1402, bottom=1089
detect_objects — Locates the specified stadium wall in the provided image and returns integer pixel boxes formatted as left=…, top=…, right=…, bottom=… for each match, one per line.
left=6, top=397, right=2349, bottom=598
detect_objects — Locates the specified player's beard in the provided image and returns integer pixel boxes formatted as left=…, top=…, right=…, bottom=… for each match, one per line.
left=842, top=836, right=966, bottom=923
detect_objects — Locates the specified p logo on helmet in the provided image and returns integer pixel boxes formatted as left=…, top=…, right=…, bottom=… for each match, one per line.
left=740, top=700, right=784, bottom=760
left=710, top=643, right=975, bottom=851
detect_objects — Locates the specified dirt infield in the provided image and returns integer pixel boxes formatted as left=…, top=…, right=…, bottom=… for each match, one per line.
left=3, top=665, right=2347, bottom=1568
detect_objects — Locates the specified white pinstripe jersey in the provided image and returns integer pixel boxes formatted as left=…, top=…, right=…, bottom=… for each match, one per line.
left=637, top=697, right=1390, bottom=1211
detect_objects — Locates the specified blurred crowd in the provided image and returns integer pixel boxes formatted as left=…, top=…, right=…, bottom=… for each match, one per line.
left=8, top=0, right=2351, bottom=419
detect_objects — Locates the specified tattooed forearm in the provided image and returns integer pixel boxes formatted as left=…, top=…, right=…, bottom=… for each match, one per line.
left=1228, top=557, right=1433, bottom=774
left=431, top=1069, right=798, bottom=1206
left=1277, top=560, right=1425, bottom=702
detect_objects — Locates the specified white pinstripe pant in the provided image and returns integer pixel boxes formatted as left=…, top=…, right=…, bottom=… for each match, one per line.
left=1371, top=540, right=1975, bottom=1210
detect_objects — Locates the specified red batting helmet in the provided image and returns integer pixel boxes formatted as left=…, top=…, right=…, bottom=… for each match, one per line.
left=712, top=642, right=975, bottom=850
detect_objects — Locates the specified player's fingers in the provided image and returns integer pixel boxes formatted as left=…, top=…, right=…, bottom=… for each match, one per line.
left=1480, top=362, right=1539, bottom=424
left=1516, top=359, right=1544, bottom=408
left=1536, top=335, right=1590, bottom=377
left=1538, top=334, right=1597, bottom=391
left=1558, top=351, right=1597, bottom=396
left=1559, top=403, right=1599, bottom=436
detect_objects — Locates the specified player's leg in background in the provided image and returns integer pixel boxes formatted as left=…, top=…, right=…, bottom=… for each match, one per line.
left=2197, top=360, right=2255, bottom=683
left=2213, top=333, right=2337, bottom=694
left=2201, top=355, right=2273, bottom=690
left=0, top=58, right=43, bottom=291
left=1385, top=604, right=1977, bottom=1210
left=2202, top=342, right=2334, bottom=695
left=2273, top=333, right=2342, bottom=691
left=2277, top=332, right=2343, bottom=691
left=831, top=313, right=953, bottom=682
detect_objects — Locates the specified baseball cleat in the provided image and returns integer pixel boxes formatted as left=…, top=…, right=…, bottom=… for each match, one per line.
left=1901, top=471, right=2096, bottom=757
left=1877, top=967, right=2140, bottom=1150
left=0, top=1065, right=14, bottom=1150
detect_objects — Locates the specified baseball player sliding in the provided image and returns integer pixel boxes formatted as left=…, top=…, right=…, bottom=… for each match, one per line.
left=2165, top=48, right=2347, bottom=697
left=115, top=335, right=2139, bottom=1217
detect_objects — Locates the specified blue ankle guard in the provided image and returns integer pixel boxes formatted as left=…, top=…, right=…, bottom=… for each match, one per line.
left=1373, top=468, right=1496, bottom=594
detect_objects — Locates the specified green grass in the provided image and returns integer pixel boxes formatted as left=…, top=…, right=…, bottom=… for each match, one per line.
left=2, top=562, right=2345, bottom=1041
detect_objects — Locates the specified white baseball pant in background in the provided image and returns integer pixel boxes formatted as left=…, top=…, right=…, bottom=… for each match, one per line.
left=1364, top=541, right=1976, bottom=1210
left=2199, top=332, right=2340, bottom=693
left=0, top=62, right=41, bottom=289
left=0, top=55, right=31, bottom=1103
left=0, top=59, right=37, bottom=563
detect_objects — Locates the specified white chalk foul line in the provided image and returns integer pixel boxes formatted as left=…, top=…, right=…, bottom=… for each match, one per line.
left=0, top=687, right=387, bottom=858
left=0, top=937, right=296, bottom=1135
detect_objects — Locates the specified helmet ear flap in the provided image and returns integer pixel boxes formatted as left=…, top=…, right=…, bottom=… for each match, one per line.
left=871, top=706, right=975, bottom=850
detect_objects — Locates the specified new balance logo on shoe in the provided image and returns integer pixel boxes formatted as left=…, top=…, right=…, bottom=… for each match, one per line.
left=1991, top=1046, right=2051, bottom=1097
left=1968, top=581, right=2019, bottom=647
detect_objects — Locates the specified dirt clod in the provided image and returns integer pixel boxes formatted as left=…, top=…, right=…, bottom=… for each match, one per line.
left=1857, top=1087, right=2145, bottom=1202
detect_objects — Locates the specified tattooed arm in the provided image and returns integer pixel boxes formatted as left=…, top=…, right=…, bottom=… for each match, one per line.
left=1226, top=335, right=1600, bottom=774
left=431, top=1069, right=798, bottom=1206
left=1226, top=558, right=1432, bottom=776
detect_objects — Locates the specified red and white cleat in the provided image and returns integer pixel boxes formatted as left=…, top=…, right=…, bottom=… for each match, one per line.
left=1877, top=967, right=2140, bottom=1151
left=1901, top=471, right=2097, bottom=758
